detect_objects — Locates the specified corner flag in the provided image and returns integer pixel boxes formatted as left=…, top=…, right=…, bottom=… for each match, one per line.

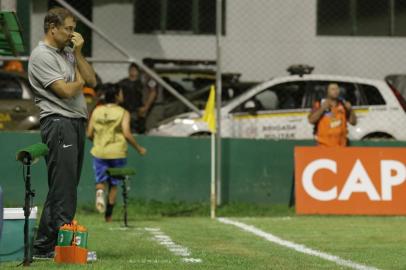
left=203, top=85, right=217, bottom=219
left=202, top=85, right=216, bottom=133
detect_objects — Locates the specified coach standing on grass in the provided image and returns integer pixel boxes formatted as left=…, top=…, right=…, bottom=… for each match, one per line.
left=28, top=7, right=96, bottom=258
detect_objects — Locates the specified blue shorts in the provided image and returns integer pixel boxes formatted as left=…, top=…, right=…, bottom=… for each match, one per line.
left=93, top=157, right=127, bottom=186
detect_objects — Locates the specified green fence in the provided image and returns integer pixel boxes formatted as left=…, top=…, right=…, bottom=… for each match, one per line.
left=1, top=131, right=405, bottom=206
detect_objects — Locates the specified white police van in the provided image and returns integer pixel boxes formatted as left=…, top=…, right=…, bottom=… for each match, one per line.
left=149, top=73, right=406, bottom=141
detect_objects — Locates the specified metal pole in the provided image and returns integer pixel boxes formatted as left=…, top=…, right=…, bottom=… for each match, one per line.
left=390, top=0, right=395, bottom=36
left=210, top=133, right=216, bottom=219
left=122, top=176, right=129, bottom=227
left=54, top=0, right=202, bottom=116
left=215, top=0, right=222, bottom=206
left=23, top=159, right=31, bottom=266
left=0, top=55, right=29, bottom=61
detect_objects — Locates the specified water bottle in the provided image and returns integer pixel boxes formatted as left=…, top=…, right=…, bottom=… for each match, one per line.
left=87, top=251, right=97, bottom=262
left=57, top=224, right=74, bottom=246
left=74, top=225, right=88, bottom=248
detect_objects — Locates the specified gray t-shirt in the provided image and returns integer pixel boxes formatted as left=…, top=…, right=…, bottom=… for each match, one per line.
left=28, top=41, right=87, bottom=119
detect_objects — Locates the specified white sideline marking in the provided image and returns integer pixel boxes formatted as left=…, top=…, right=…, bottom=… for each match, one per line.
left=109, top=227, right=144, bottom=231
left=182, top=258, right=202, bottom=263
left=129, top=259, right=173, bottom=264
left=109, top=227, right=131, bottom=231
left=218, top=218, right=379, bottom=270
left=145, top=227, right=202, bottom=263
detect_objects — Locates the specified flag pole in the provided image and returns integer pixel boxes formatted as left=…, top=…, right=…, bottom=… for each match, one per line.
left=210, top=132, right=216, bottom=219
left=203, top=86, right=216, bottom=219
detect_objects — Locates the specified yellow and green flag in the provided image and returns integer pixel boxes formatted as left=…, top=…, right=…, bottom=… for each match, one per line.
left=202, top=85, right=216, bottom=133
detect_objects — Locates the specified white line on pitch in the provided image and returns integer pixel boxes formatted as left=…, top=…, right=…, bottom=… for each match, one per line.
left=145, top=227, right=202, bottom=263
left=217, top=218, right=379, bottom=270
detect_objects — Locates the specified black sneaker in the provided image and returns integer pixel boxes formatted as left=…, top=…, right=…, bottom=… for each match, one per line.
left=32, top=250, right=55, bottom=260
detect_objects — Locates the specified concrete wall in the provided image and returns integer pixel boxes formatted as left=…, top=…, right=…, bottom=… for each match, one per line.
left=31, top=0, right=47, bottom=49
left=30, top=0, right=406, bottom=82
left=0, top=0, right=16, bottom=11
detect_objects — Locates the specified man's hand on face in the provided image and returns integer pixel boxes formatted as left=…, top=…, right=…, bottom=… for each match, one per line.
left=71, top=32, right=84, bottom=53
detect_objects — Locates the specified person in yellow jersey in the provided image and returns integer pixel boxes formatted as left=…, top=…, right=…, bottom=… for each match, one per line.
left=86, top=83, right=146, bottom=222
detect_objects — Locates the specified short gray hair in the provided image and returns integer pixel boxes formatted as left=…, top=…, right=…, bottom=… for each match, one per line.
left=44, top=7, right=76, bottom=34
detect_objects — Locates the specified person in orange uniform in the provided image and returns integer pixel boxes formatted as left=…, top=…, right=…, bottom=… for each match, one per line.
left=4, top=60, right=24, bottom=73
left=308, top=83, right=357, bottom=147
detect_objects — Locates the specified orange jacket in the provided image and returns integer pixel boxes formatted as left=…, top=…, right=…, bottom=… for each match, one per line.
left=313, top=100, right=348, bottom=147
left=4, top=60, right=24, bottom=73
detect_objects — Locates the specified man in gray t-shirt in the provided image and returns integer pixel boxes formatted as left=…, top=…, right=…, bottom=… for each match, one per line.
left=29, top=41, right=87, bottom=119
left=28, top=7, right=96, bottom=259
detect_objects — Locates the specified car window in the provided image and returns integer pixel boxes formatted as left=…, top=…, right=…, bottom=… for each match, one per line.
left=358, top=84, right=386, bottom=105
left=305, top=81, right=363, bottom=107
left=232, top=82, right=306, bottom=113
left=0, top=76, right=23, bottom=99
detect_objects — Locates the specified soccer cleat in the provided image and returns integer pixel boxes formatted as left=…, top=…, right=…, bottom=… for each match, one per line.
left=95, top=189, right=106, bottom=213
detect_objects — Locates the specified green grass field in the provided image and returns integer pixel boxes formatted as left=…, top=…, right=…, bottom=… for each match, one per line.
left=2, top=203, right=406, bottom=269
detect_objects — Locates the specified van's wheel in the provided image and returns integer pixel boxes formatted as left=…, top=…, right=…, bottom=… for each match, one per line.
left=362, top=132, right=395, bottom=141
left=190, top=132, right=211, bottom=138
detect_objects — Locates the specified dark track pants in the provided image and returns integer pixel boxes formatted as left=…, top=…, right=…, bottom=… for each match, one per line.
left=33, top=115, right=86, bottom=253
